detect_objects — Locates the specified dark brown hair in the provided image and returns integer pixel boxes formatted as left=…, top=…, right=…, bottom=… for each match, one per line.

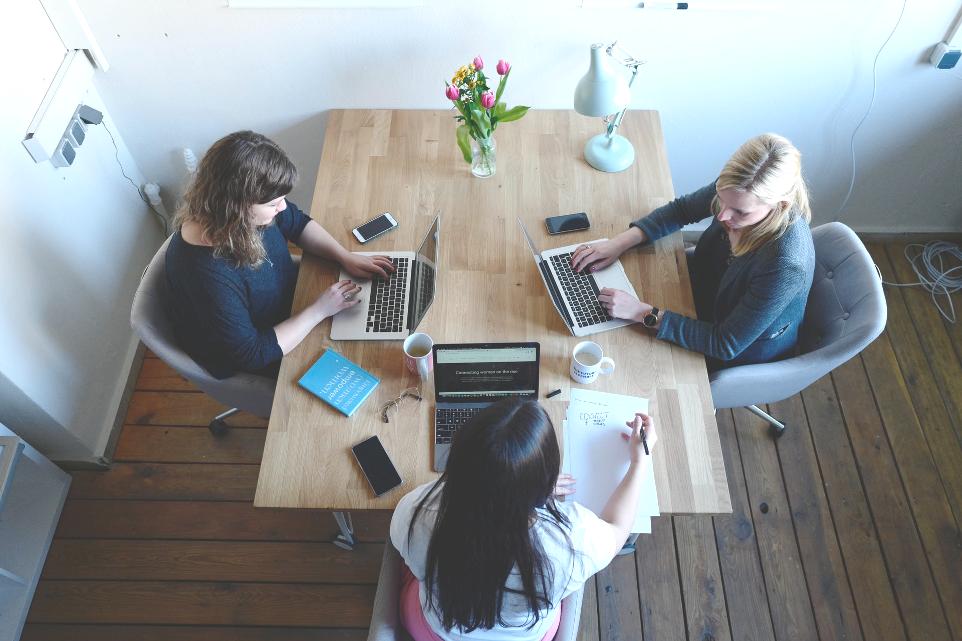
left=174, top=131, right=297, bottom=267
left=410, top=399, right=571, bottom=633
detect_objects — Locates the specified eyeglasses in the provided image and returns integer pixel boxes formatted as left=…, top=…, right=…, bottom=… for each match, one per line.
left=380, top=386, right=422, bottom=423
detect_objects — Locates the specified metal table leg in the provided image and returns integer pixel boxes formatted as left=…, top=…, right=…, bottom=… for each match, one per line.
left=332, top=511, right=356, bottom=551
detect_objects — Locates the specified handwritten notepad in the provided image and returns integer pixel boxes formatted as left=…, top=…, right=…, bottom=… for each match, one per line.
left=563, top=388, right=659, bottom=533
left=299, top=349, right=380, bottom=417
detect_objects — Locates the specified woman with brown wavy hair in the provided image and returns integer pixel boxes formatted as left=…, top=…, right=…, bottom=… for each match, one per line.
left=165, top=130, right=394, bottom=379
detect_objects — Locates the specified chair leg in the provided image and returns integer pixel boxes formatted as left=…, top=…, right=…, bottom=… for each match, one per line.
left=209, top=408, right=240, bottom=436
left=745, top=405, right=786, bottom=439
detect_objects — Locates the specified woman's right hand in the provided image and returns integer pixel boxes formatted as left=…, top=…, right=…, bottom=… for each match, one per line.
left=314, top=280, right=362, bottom=319
left=571, top=239, right=624, bottom=274
left=622, top=413, right=657, bottom=464
left=571, top=227, right=647, bottom=273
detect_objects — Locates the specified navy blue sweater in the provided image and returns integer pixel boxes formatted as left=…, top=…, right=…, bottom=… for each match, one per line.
left=632, top=184, right=815, bottom=369
left=165, top=203, right=312, bottom=379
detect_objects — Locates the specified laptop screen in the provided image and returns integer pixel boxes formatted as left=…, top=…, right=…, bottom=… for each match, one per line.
left=407, top=216, right=440, bottom=332
left=434, top=343, right=539, bottom=402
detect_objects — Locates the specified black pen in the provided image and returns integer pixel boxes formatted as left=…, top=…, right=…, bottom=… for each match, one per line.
left=640, top=425, right=650, bottom=456
left=546, top=388, right=562, bottom=399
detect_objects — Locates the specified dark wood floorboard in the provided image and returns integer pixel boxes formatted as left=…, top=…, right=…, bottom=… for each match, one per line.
left=23, top=239, right=962, bottom=641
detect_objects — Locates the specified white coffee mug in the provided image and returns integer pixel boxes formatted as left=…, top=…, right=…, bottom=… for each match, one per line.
left=570, top=341, right=615, bottom=384
left=403, top=332, right=434, bottom=380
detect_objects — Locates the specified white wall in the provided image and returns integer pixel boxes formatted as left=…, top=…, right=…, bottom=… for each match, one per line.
left=0, top=0, right=164, bottom=461
left=76, top=0, right=962, bottom=233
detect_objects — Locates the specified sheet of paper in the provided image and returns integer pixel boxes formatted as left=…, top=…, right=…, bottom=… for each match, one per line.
left=562, top=389, right=658, bottom=533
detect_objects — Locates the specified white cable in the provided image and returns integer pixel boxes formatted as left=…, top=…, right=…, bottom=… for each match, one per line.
left=183, top=148, right=198, bottom=173
left=879, top=241, right=962, bottom=323
left=834, top=0, right=908, bottom=221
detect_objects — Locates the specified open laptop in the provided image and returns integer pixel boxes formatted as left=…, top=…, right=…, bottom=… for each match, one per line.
left=331, top=216, right=439, bottom=341
left=517, top=218, right=639, bottom=337
left=431, top=342, right=540, bottom=472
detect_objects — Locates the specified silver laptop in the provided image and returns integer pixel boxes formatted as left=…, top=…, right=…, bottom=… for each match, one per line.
left=431, top=342, right=540, bottom=472
left=517, top=218, right=639, bottom=337
left=330, top=216, right=439, bottom=341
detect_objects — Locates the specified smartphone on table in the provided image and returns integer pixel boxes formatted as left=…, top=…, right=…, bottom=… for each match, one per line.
left=545, top=212, right=590, bottom=235
left=351, top=435, right=403, bottom=497
left=353, top=212, right=398, bottom=243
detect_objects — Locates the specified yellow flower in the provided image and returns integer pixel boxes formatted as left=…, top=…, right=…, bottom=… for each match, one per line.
left=469, top=63, right=475, bottom=71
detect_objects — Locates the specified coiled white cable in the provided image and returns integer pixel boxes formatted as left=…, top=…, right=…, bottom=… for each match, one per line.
left=879, top=241, right=962, bottom=323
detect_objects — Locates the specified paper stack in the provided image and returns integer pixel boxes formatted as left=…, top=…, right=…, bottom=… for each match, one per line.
left=562, top=388, right=660, bottom=533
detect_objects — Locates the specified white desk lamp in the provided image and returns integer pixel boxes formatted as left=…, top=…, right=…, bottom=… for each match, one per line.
left=573, top=42, right=645, bottom=172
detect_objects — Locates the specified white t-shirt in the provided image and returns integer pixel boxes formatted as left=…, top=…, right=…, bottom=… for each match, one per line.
left=390, top=481, right=618, bottom=641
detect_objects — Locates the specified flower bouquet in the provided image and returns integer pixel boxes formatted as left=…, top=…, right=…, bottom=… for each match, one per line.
left=444, top=56, right=529, bottom=177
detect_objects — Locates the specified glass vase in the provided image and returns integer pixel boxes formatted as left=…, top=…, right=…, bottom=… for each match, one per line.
left=470, top=136, right=497, bottom=178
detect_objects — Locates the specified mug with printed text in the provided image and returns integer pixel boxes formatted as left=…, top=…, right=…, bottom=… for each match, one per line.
left=570, top=341, right=615, bottom=384
left=403, top=332, right=434, bottom=380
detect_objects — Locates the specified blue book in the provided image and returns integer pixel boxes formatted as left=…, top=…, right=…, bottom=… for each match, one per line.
left=299, top=349, right=380, bottom=417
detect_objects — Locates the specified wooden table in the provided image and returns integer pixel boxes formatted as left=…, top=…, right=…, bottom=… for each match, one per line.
left=254, top=110, right=731, bottom=538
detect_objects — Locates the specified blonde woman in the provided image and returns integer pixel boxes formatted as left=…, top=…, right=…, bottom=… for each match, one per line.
left=166, top=131, right=395, bottom=379
left=572, top=133, right=814, bottom=370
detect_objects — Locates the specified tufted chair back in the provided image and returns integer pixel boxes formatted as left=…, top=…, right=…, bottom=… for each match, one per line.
left=709, top=222, right=887, bottom=409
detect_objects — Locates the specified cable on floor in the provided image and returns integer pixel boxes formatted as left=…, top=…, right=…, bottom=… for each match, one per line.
left=877, top=240, right=962, bottom=323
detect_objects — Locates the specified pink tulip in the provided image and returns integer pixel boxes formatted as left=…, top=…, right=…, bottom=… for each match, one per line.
left=496, top=59, right=510, bottom=75
left=481, top=91, right=496, bottom=109
left=473, top=56, right=484, bottom=70
left=445, top=84, right=460, bottom=101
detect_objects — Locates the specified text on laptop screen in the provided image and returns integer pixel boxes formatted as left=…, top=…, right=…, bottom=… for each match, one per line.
left=435, top=347, right=538, bottom=399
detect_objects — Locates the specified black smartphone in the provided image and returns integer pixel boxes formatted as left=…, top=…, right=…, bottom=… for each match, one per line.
left=545, top=212, right=590, bottom=235
left=351, top=436, right=403, bottom=497
left=353, top=212, right=399, bottom=244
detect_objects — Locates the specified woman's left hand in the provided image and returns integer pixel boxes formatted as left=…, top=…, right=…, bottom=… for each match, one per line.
left=598, top=288, right=652, bottom=323
left=554, top=473, right=576, bottom=498
left=341, top=253, right=396, bottom=280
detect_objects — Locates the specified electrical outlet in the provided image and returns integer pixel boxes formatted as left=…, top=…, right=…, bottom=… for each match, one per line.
left=930, top=42, right=961, bottom=69
left=50, top=138, right=76, bottom=168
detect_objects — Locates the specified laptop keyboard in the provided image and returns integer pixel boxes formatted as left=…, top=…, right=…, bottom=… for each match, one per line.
left=366, top=257, right=409, bottom=333
left=434, top=407, right=484, bottom=444
left=549, top=252, right=612, bottom=328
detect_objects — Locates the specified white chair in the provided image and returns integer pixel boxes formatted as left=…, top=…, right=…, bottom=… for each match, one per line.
left=708, top=222, right=887, bottom=437
left=367, top=542, right=585, bottom=641
left=130, top=236, right=276, bottom=434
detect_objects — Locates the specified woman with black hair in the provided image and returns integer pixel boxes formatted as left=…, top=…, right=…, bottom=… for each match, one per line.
left=390, top=399, right=656, bottom=641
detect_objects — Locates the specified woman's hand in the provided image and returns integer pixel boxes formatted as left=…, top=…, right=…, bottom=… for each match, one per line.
left=554, top=473, right=576, bottom=498
left=570, top=228, right=645, bottom=273
left=622, top=413, right=657, bottom=464
left=571, top=239, right=623, bottom=274
left=313, top=280, right=362, bottom=319
left=598, top=288, right=652, bottom=323
left=341, top=253, right=396, bottom=280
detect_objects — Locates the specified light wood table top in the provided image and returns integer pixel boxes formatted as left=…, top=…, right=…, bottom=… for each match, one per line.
left=254, top=109, right=731, bottom=515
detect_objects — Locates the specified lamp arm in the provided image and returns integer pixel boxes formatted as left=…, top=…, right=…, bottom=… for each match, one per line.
left=605, top=63, right=642, bottom=139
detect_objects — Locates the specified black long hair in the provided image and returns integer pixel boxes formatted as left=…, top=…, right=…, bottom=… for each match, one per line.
left=409, top=399, right=571, bottom=632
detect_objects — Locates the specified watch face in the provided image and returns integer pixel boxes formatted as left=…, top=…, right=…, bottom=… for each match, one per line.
left=643, top=313, right=656, bottom=328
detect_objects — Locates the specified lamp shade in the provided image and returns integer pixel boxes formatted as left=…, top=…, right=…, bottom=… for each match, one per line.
left=574, top=43, right=631, bottom=117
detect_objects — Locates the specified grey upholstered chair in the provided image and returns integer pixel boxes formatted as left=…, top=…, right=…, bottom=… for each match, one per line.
left=708, top=222, right=887, bottom=437
left=367, top=542, right=585, bottom=641
left=130, top=236, right=276, bottom=435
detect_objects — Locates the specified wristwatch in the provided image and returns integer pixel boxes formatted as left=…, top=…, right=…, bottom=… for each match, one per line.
left=642, top=306, right=660, bottom=328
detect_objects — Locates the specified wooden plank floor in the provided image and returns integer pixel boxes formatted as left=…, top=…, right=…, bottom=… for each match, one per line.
left=23, top=240, right=962, bottom=641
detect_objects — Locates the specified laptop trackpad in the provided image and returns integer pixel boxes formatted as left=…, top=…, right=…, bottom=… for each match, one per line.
left=433, top=444, right=450, bottom=473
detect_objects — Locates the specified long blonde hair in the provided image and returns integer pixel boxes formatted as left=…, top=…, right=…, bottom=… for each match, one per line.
left=711, top=133, right=811, bottom=257
left=174, top=131, right=297, bottom=267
